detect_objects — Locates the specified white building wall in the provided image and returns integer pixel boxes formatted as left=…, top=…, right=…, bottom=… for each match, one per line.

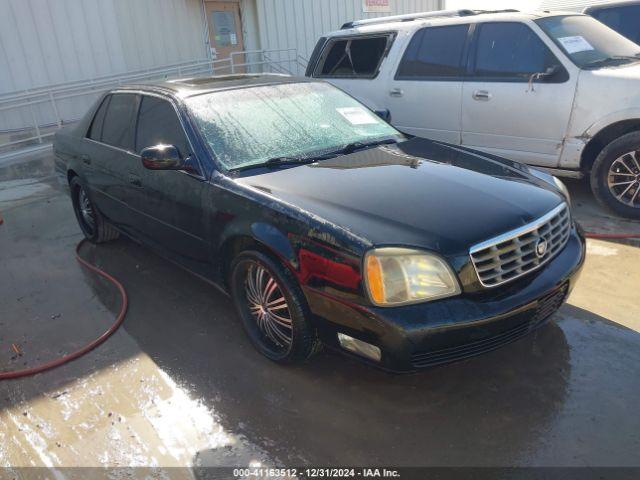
left=252, top=0, right=444, bottom=64
left=0, top=0, right=207, bottom=95
left=0, top=0, right=443, bottom=141
left=0, top=0, right=444, bottom=95
left=240, top=0, right=263, bottom=53
left=538, top=0, right=618, bottom=11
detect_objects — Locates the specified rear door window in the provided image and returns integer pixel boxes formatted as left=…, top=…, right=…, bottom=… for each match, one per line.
left=395, top=25, right=469, bottom=80
left=88, top=95, right=110, bottom=141
left=315, top=34, right=394, bottom=78
left=100, top=93, right=139, bottom=151
left=135, top=96, right=190, bottom=156
left=472, top=22, right=564, bottom=80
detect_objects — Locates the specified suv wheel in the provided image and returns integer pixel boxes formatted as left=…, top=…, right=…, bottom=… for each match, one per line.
left=591, top=131, right=640, bottom=219
left=230, top=250, right=320, bottom=363
left=70, top=177, right=119, bottom=243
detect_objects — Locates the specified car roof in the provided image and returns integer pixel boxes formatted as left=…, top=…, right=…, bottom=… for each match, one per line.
left=326, top=10, right=585, bottom=37
left=116, top=73, right=314, bottom=99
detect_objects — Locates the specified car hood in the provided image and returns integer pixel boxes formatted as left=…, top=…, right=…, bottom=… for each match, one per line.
left=584, top=61, right=640, bottom=80
left=234, top=138, right=564, bottom=256
left=576, top=63, right=640, bottom=111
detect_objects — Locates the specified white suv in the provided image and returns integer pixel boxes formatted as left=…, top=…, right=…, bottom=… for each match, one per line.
left=306, top=9, right=640, bottom=218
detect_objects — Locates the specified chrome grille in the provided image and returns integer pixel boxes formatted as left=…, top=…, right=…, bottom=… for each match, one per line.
left=470, top=203, right=571, bottom=288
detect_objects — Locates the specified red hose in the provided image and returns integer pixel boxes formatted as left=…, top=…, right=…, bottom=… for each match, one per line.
left=0, top=239, right=128, bottom=380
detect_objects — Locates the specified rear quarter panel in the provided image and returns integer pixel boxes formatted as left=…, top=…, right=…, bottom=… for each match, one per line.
left=53, top=127, right=84, bottom=191
left=53, top=94, right=106, bottom=189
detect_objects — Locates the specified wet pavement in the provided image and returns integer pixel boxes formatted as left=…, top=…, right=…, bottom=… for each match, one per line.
left=1, top=151, right=639, bottom=468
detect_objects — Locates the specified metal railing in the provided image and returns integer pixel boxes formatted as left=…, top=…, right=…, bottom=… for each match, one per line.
left=0, top=49, right=308, bottom=158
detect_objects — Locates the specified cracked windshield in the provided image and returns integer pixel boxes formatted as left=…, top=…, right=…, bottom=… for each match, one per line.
left=186, top=81, right=401, bottom=170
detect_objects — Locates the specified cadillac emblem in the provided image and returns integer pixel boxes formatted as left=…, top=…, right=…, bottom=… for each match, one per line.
left=535, top=238, right=548, bottom=258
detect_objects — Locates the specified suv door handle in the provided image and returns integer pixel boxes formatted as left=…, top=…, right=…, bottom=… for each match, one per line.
left=129, top=174, right=142, bottom=187
left=472, top=90, right=492, bottom=101
left=389, top=88, right=403, bottom=98
left=81, top=154, right=91, bottom=165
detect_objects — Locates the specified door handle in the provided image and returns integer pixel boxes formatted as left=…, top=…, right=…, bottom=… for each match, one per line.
left=129, top=174, right=142, bottom=187
left=81, top=154, right=91, bottom=165
left=389, top=88, right=403, bottom=98
left=472, top=90, right=492, bottom=101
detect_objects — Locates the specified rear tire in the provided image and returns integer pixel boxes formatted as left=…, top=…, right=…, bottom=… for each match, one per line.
left=230, top=250, right=320, bottom=364
left=70, top=176, right=119, bottom=243
left=590, top=131, right=640, bottom=219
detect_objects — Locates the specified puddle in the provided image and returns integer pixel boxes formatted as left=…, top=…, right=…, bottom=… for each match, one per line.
left=1, top=352, right=273, bottom=468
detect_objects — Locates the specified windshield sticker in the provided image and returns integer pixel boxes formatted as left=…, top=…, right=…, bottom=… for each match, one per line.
left=336, top=107, right=378, bottom=125
left=558, top=36, right=595, bottom=54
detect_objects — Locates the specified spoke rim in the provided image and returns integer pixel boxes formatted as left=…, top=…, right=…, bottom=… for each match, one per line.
left=607, top=151, right=640, bottom=208
left=245, top=263, right=292, bottom=349
left=78, top=188, right=96, bottom=232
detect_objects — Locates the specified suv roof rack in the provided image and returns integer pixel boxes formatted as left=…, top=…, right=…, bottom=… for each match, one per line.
left=340, top=8, right=519, bottom=29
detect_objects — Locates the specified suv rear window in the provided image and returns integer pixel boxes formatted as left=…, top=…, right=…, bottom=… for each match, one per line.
left=396, top=25, right=469, bottom=79
left=100, top=93, right=139, bottom=151
left=315, top=34, right=393, bottom=78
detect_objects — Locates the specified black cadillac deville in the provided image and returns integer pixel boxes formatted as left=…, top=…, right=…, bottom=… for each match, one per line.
left=54, top=75, right=586, bottom=372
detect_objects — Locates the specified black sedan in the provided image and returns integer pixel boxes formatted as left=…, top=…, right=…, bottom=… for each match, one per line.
left=54, top=75, right=586, bottom=372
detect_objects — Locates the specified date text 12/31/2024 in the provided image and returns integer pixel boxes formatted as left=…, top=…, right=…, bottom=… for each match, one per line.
left=233, top=468, right=401, bottom=478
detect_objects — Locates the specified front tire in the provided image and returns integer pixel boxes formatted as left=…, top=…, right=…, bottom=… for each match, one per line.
left=70, top=177, right=119, bottom=243
left=230, top=250, right=319, bottom=364
left=590, top=132, right=640, bottom=219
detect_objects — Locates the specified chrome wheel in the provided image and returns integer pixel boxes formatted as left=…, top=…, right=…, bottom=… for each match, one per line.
left=78, top=187, right=96, bottom=233
left=245, top=263, right=293, bottom=349
left=607, top=151, right=640, bottom=208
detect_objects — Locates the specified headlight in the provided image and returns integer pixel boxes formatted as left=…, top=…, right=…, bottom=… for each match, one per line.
left=364, top=248, right=461, bottom=306
left=553, top=176, right=571, bottom=206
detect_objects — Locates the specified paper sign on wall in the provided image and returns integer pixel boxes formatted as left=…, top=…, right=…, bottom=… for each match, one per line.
left=337, top=107, right=378, bottom=125
left=362, top=0, right=391, bottom=13
left=558, top=36, right=595, bottom=54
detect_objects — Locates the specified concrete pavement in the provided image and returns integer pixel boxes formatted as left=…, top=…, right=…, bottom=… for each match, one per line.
left=1, top=152, right=639, bottom=469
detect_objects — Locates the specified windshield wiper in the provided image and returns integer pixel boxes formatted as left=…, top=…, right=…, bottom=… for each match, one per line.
left=583, top=55, right=640, bottom=69
left=269, top=138, right=401, bottom=165
left=263, top=156, right=318, bottom=168
left=336, top=138, right=400, bottom=155
left=230, top=138, right=401, bottom=172
left=230, top=155, right=318, bottom=172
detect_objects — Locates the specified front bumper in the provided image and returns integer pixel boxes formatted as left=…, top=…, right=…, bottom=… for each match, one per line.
left=306, top=227, right=586, bottom=372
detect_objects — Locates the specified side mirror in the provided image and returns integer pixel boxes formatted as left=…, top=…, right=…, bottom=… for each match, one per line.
left=527, top=65, right=561, bottom=92
left=543, top=65, right=560, bottom=77
left=141, top=144, right=184, bottom=170
left=374, top=108, right=391, bottom=123
left=535, top=65, right=560, bottom=81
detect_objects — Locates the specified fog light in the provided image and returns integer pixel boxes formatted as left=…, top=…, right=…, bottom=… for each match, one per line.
left=337, top=333, right=381, bottom=362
